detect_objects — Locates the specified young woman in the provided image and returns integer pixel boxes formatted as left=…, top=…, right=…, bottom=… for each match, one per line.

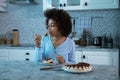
left=35, top=8, right=76, bottom=64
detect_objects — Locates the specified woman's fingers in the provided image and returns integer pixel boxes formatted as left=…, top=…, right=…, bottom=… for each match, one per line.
left=56, top=55, right=65, bottom=63
left=35, top=34, right=42, bottom=44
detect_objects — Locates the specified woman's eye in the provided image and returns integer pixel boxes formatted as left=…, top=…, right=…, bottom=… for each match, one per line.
left=48, top=24, right=56, bottom=27
left=51, top=24, right=55, bottom=27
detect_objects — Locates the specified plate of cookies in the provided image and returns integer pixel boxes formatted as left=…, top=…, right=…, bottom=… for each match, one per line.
left=62, top=62, right=93, bottom=73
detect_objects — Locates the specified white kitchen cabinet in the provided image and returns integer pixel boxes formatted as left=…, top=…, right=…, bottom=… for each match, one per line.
left=75, top=50, right=119, bottom=66
left=43, top=0, right=83, bottom=10
left=0, top=0, right=7, bottom=12
left=43, top=0, right=119, bottom=11
left=9, top=49, right=35, bottom=62
left=75, top=51, right=82, bottom=63
left=82, top=50, right=113, bottom=65
left=84, top=0, right=119, bottom=9
left=0, top=49, right=9, bottom=60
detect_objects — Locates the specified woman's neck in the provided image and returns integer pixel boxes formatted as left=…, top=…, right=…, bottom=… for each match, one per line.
left=51, top=35, right=67, bottom=48
left=52, top=35, right=66, bottom=41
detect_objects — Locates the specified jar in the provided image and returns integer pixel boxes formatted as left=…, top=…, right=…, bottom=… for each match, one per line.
left=73, top=37, right=80, bottom=46
left=13, top=29, right=19, bottom=46
left=80, top=38, right=87, bottom=46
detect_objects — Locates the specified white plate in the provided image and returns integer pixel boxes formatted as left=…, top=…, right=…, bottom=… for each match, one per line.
left=62, top=67, right=92, bottom=73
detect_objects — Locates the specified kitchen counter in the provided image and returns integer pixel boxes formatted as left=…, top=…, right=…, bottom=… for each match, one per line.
left=0, top=44, right=119, bottom=51
left=0, top=61, right=119, bottom=80
left=0, top=44, right=35, bottom=50
left=75, top=45, right=119, bottom=51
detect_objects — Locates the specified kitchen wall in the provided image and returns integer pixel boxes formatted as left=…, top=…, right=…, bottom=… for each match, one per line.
left=0, top=2, right=120, bottom=47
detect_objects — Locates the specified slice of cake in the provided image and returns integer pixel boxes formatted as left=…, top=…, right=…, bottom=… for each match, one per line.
left=43, top=58, right=54, bottom=64
left=62, top=62, right=92, bottom=73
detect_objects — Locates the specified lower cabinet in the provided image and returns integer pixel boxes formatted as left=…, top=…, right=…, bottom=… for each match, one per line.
left=75, top=50, right=119, bottom=66
left=0, top=49, right=9, bottom=61
left=9, top=49, right=35, bottom=62
left=75, top=51, right=82, bottom=63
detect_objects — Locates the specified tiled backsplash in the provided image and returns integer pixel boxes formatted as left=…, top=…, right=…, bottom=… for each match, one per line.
left=0, top=3, right=120, bottom=47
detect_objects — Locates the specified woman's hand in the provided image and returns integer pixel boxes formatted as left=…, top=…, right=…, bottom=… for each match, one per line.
left=56, top=55, right=65, bottom=64
left=34, top=34, right=42, bottom=48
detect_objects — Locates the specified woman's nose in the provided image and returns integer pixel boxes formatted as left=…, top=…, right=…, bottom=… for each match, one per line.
left=48, top=26, right=54, bottom=31
left=47, top=26, right=51, bottom=30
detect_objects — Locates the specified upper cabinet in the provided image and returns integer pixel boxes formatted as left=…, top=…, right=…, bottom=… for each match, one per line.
left=84, top=0, right=119, bottom=9
left=0, top=0, right=7, bottom=12
left=43, top=0, right=84, bottom=10
left=43, top=0, right=119, bottom=11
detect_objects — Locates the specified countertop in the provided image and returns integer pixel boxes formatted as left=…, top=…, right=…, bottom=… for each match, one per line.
left=0, top=44, right=35, bottom=50
left=0, top=61, right=119, bottom=80
left=75, top=45, right=119, bottom=51
left=0, top=44, right=119, bottom=51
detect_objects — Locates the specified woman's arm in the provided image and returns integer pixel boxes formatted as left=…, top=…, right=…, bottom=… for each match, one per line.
left=66, top=43, right=77, bottom=64
left=35, top=47, right=42, bottom=62
left=34, top=35, right=43, bottom=62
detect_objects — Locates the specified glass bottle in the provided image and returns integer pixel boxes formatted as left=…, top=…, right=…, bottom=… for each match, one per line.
left=107, top=33, right=113, bottom=48
left=102, top=34, right=107, bottom=48
left=13, top=29, right=19, bottom=46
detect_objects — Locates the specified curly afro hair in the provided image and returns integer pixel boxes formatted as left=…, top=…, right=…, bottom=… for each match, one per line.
left=44, top=8, right=72, bottom=37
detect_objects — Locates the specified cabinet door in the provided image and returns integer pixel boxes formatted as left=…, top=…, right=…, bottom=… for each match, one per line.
left=43, top=0, right=119, bottom=10
left=43, top=0, right=84, bottom=10
left=75, top=51, right=82, bottom=63
left=84, top=0, right=119, bottom=9
left=0, top=49, right=9, bottom=60
left=0, top=0, right=7, bottom=12
left=9, top=49, right=35, bottom=62
left=43, top=0, right=59, bottom=11
left=63, top=0, right=84, bottom=10
left=82, top=51, right=113, bottom=65
left=113, top=51, right=119, bottom=66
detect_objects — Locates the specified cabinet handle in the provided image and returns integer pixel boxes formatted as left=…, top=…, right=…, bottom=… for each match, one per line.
left=26, top=58, right=29, bottom=61
left=63, top=3, right=66, bottom=7
left=83, top=55, right=85, bottom=59
left=60, top=3, right=62, bottom=7
left=85, top=2, right=87, bottom=6
left=26, top=53, right=30, bottom=55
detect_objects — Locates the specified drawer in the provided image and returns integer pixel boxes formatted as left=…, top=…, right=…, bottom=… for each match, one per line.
left=0, top=49, right=9, bottom=56
left=9, top=50, right=35, bottom=57
left=0, top=57, right=8, bottom=61
left=9, top=49, right=35, bottom=62
left=82, top=51, right=113, bottom=56
left=9, top=57, right=34, bottom=61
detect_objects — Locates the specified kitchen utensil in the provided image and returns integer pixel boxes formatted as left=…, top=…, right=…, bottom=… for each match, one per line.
left=40, top=65, right=62, bottom=70
left=93, top=37, right=102, bottom=46
left=39, top=62, right=58, bottom=66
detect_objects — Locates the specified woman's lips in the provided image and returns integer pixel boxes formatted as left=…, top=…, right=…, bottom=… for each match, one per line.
left=49, top=31, right=53, bottom=35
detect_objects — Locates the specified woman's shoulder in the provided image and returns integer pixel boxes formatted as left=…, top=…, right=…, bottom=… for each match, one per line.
left=63, top=37, right=75, bottom=50
left=66, top=37, right=75, bottom=45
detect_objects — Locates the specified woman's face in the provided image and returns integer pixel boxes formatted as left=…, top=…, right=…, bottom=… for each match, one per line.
left=47, top=19, right=61, bottom=37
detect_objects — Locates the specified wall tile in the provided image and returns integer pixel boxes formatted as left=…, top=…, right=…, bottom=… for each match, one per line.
left=0, top=3, right=120, bottom=47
